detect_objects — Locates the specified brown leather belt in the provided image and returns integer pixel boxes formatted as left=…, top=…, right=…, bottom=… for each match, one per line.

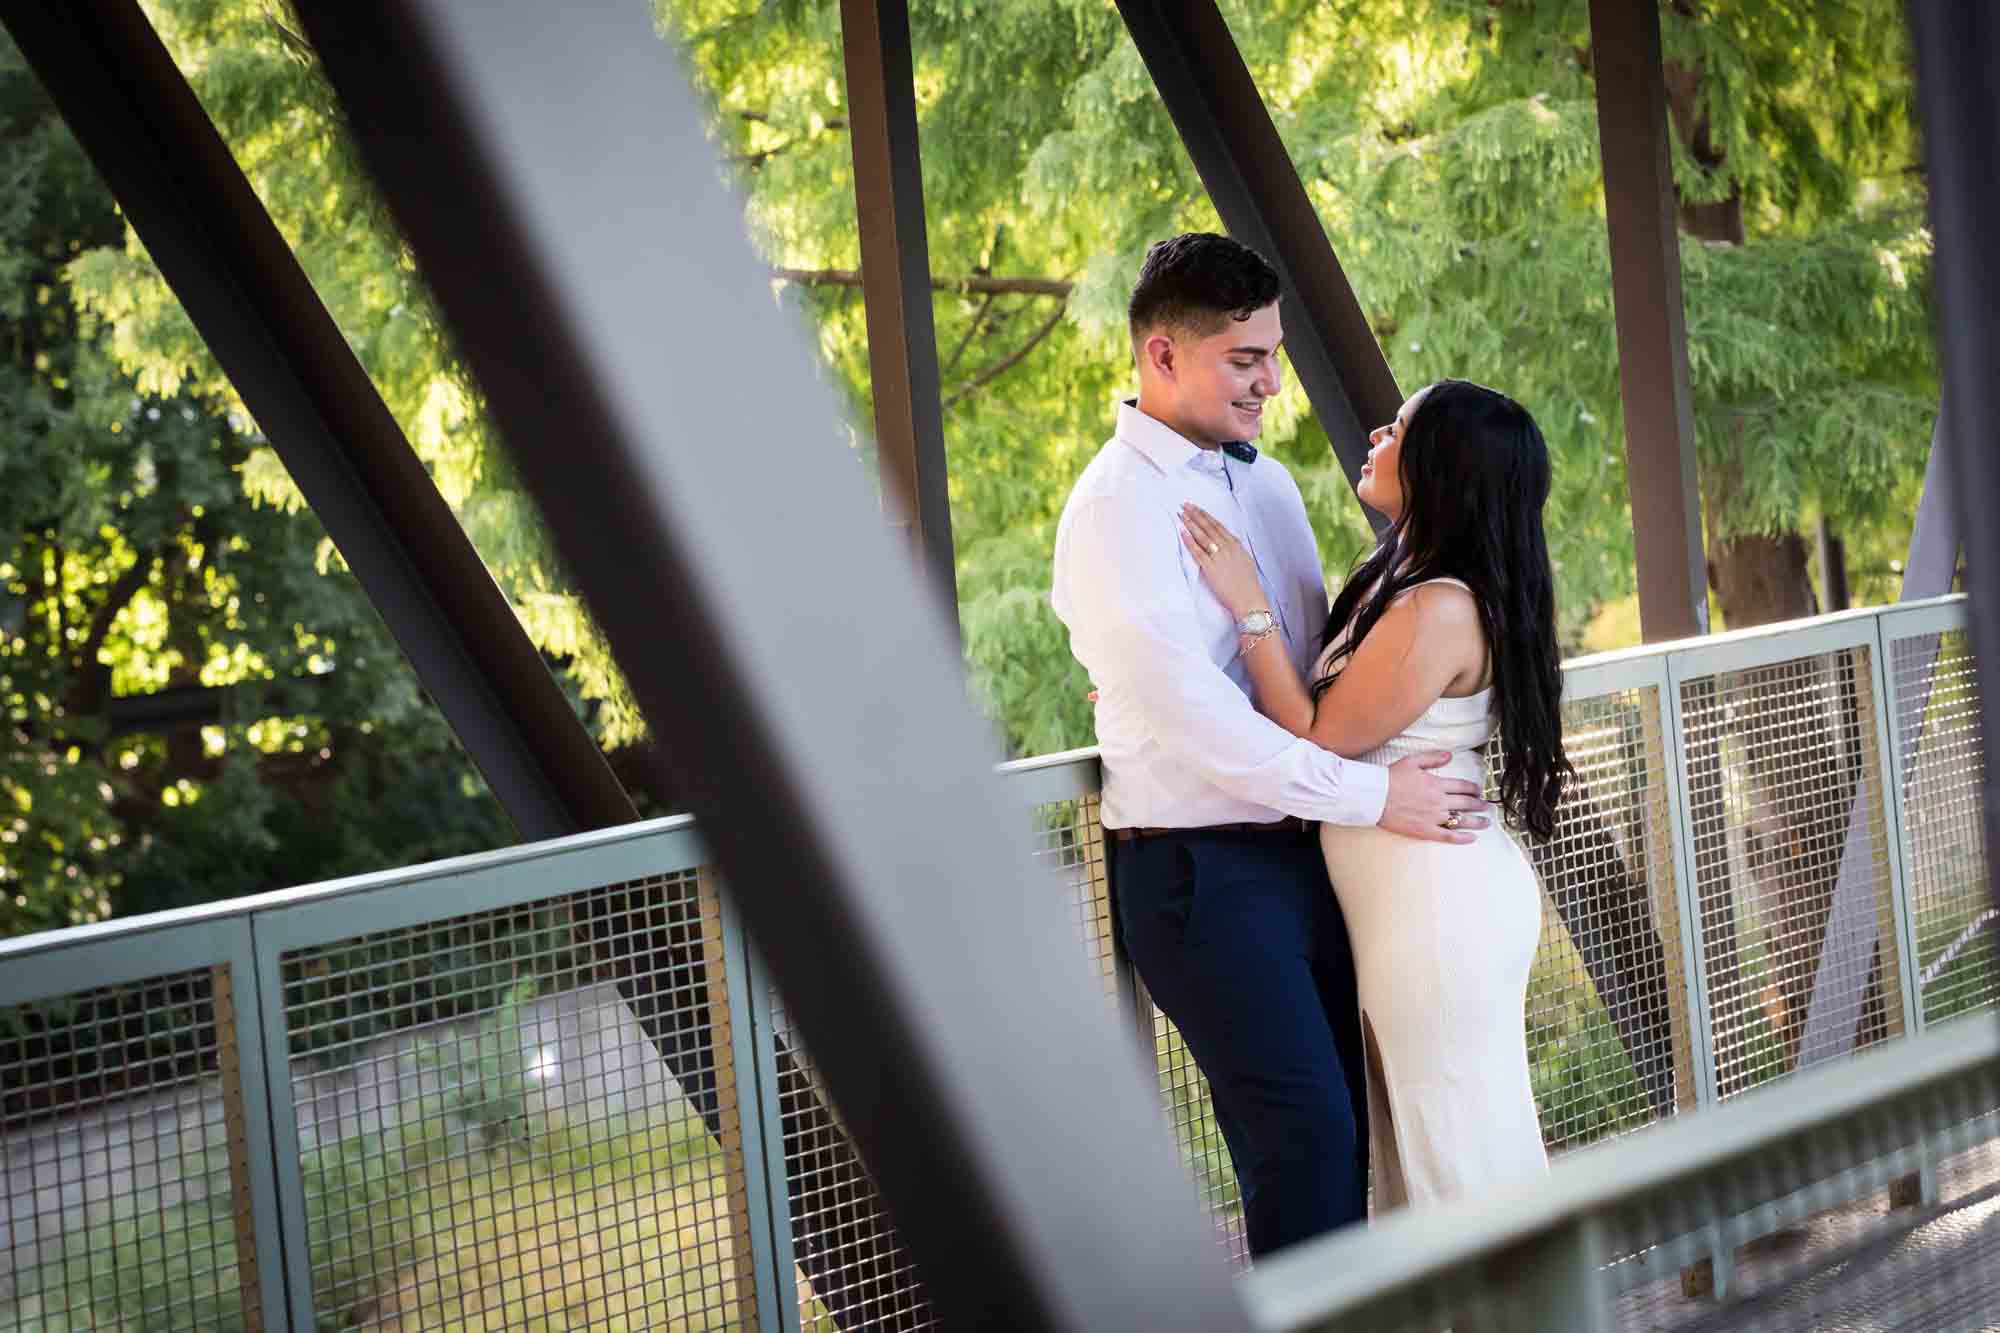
left=1109, top=817, right=1315, bottom=842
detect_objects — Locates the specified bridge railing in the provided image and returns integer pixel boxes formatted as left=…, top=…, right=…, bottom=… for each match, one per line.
left=0, top=595, right=1990, bottom=1329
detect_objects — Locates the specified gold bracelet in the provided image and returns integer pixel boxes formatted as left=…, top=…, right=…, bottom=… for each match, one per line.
left=1236, top=625, right=1280, bottom=659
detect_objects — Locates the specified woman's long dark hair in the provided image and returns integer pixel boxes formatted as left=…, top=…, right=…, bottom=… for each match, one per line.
left=1314, top=380, right=1573, bottom=839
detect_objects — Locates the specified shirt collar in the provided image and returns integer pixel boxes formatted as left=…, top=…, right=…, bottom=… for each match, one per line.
left=1116, top=400, right=1255, bottom=474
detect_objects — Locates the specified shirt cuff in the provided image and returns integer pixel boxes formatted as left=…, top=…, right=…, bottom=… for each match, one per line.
left=1333, top=757, right=1390, bottom=827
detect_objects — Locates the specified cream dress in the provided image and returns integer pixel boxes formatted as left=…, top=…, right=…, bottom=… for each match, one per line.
left=1316, top=578, right=1549, bottom=1210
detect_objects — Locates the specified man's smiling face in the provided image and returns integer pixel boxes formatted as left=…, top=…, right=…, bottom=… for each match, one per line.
left=1166, top=300, right=1284, bottom=449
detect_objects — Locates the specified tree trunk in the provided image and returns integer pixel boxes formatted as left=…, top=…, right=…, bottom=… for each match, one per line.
left=1708, top=531, right=1816, bottom=628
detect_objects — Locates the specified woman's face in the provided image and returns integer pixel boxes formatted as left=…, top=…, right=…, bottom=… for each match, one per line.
left=1357, top=386, right=1428, bottom=522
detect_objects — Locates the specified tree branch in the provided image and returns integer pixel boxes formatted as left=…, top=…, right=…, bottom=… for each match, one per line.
left=738, top=110, right=847, bottom=131
left=731, top=141, right=800, bottom=168
left=771, top=267, right=1074, bottom=298
left=261, top=8, right=315, bottom=64
left=944, top=302, right=1068, bottom=410
left=941, top=289, right=998, bottom=377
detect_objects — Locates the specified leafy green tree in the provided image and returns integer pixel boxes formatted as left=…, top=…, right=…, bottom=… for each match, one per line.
left=0, top=30, right=507, bottom=933
left=669, top=0, right=1933, bottom=747
left=37, top=0, right=1936, bottom=797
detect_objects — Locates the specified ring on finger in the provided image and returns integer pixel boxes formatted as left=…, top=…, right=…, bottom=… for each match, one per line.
left=1443, top=811, right=1463, bottom=830
left=1206, top=542, right=1219, bottom=555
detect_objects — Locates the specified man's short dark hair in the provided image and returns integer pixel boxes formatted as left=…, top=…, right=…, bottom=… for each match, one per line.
left=1127, top=233, right=1282, bottom=344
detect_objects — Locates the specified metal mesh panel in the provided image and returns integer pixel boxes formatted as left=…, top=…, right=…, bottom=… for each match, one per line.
left=1510, top=685, right=1695, bottom=1154
left=1032, top=794, right=1121, bottom=998
left=0, top=967, right=259, bottom=1329
left=1679, top=648, right=1902, bottom=1099
left=1149, top=1008, right=1250, bottom=1266
left=766, top=996, right=935, bottom=1331
left=1890, top=628, right=1996, bottom=1026
left=765, top=797, right=1111, bottom=1331
left=280, top=872, right=754, bottom=1329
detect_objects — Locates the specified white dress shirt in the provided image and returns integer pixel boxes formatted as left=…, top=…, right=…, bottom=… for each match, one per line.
left=1051, top=401, right=1390, bottom=830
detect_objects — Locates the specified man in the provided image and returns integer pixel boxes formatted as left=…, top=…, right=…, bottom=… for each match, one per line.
left=1050, top=233, right=1487, bottom=1256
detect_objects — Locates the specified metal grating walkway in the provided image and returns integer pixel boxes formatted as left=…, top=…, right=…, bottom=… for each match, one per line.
left=1616, top=1140, right=2000, bottom=1332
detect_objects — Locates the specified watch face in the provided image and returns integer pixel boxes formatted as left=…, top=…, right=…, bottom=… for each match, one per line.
left=1241, top=610, right=1275, bottom=634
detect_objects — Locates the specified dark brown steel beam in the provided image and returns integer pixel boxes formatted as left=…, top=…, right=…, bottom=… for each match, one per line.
left=1588, top=0, right=1709, bottom=642
left=0, top=0, right=635, bottom=837
left=1115, top=0, right=1401, bottom=496
left=840, top=0, right=958, bottom=635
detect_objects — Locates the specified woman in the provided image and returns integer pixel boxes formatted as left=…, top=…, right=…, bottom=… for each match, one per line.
left=1179, top=378, right=1570, bottom=1209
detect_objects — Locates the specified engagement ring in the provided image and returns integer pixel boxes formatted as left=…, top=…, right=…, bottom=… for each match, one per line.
left=1443, top=811, right=1463, bottom=830
left=1206, top=542, right=1219, bottom=555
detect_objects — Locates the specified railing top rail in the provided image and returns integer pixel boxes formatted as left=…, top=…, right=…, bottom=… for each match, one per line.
left=0, top=595, right=1971, bottom=964
left=1242, top=1016, right=2000, bottom=1330
left=996, top=745, right=1103, bottom=805
left=1557, top=592, right=1965, bottom=677
left=994, top=744, right=1101, bottom=778
left=0, top=810, right=702, bottom=965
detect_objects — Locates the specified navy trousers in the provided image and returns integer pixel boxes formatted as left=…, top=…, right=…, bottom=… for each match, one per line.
left=1110, top=829, right=1368, bottom=1256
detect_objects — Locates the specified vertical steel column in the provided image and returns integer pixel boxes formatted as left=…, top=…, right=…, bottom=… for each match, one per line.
left=698, top=867, right=763, bottom=1327
left=840, top=0, right=958, bottom=634
left=722, top=892, right=796, bottom=1333
left=1659, top=647, right=1731, bottom=1299
left=1865, top=618, right=1924, bottom=1043
left=220, top=921, right=294, bottom=1331
left=1588, top=0, right=1709, bottom=643
left=0, top=0, right=635, bottom=840
left=210, top=965, right=268, bottom=1332
left=1908, top=0, right=2000, bottom=973
left=1115, top=0, right=1401, bottom=490
left=297, top=4, right=1250, bottom=1329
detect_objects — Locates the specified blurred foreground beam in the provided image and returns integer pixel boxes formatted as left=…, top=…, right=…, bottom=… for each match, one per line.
left=297, top=3, right=1248, bottom=1328
left=1588, top=0, right=1709, bottom=642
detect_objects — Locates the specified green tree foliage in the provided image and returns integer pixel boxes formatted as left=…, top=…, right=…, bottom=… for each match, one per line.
left=0, top=30, right=507, bottom=934
left=68, top=0, right=652, bottom=751
left=670, top=0, right=1934, bottom=747
left=4, top=1, right=1938, bottom=936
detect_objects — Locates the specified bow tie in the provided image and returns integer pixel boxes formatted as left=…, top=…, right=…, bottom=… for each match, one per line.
left=1221, top=441, right=1258, bottom=464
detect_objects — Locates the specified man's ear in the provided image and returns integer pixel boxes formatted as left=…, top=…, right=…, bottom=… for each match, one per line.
left=1141, top=331, right=1176, bottom=382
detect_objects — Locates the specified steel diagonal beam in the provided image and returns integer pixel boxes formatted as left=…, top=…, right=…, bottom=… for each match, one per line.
left=1115, top=0, right=1401, bottom=498
left=841, top=0, right=959, bottom=638
left=295, top=4, right=1250, bottom=1328
left=1908, top=2, right=2000, bottom=961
